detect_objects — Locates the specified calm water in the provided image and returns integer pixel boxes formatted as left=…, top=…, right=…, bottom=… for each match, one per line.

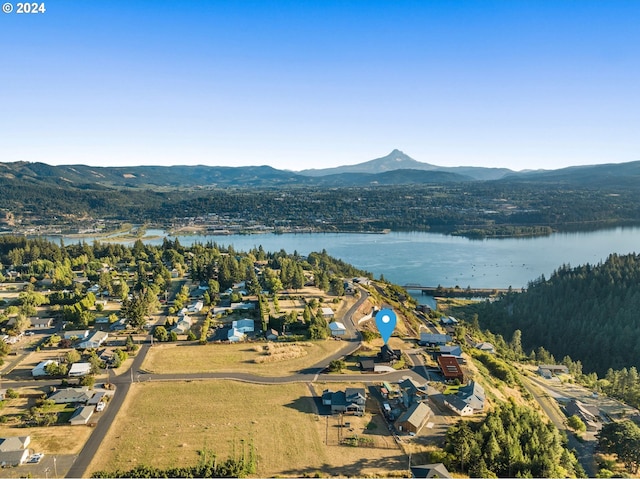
left=72, top=226, right=640, bottom=291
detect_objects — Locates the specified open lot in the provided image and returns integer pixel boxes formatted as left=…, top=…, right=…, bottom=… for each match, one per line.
left=142, top=339, right=347, bottom=376
left=0, top=423, right=92, bottom=455
left=87, top=381, right=408, bottom=478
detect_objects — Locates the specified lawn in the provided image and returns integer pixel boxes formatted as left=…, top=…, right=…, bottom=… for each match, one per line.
left=142, top=339, right=347, bottom=376
left=87, top=381, right=407, bottom=478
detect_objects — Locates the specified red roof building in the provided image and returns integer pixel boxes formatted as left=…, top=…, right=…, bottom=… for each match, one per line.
left=437, top=354, right=464, bottom=382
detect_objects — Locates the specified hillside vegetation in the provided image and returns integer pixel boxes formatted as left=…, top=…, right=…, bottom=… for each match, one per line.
left=455, top=253, right=640, bottom=407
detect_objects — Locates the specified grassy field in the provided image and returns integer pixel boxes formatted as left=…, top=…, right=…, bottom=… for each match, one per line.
left=0, top=423, right=92, bottom=454
left=87, top=381, right=407, bottom=478
left=142, top=339, right=347, bottom=376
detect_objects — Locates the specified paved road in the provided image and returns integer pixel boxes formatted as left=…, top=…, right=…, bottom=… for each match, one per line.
left=520, top=375, right=596, bottom=477
left=63, top=286, right=380, bottom=477
left=65, top=340, right=152, bottom=478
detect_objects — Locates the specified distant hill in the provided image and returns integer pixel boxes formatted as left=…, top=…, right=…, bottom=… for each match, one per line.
left=2, top=153, right=640, bottom=190
left=299, top=149, right=514, bottom=181
left=503, top=160, right=640, bottom=186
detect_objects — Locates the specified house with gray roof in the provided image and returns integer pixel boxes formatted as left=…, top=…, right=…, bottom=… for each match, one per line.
left=78, top=330, right=108, bottom=349
left=411, top=463, right=451, bottom=478
left=0, top=436, right=30, bottom=467
left=322, top=387, right=366, bottom=416
left=69, top=406, right=94, bottom=425
left=444, top=380, right=485, bottom=416
left=49, top=388, right=93, bottom=405
left=419, top=333, right=452, bottom=346
left=396, top=402, right=433, bottom=434
left=399, top=378, right=428, bottom=407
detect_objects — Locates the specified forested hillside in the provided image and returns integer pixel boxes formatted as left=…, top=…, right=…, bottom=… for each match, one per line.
left=471, top=253, right=640, bottom=376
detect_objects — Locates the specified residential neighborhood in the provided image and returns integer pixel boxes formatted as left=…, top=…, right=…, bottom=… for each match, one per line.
left=0, top=238, right=637, bottom=479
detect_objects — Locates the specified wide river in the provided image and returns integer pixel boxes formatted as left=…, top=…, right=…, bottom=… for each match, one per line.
left=74, top=226, right=640, bottom=291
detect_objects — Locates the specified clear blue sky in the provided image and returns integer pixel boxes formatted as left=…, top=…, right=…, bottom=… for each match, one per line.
left=1, top=1, right=639, bottom=171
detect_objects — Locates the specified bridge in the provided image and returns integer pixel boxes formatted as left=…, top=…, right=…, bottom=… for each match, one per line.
left=403, top=284, right=516, bottom=297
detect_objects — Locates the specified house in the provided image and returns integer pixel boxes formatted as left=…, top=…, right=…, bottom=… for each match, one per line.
left=444, top=395, right=474, bottom=416
left=172, top=316, right=192, bottom=334
left=396, top=402, right=433, bottom=434
left=475, top=342, right=496, bottom=354
left=32, top=360, right=57, bottom=377
left=437, top=355, right=464, bottom=382
left=564, top=399, right=600, bottom=431
left=110, top=318, right=130, bottom=331
left=410, top=463, right=451, bottom=478
left=232, top=319, right=254, bottom=333
left=265, top=328, right=279, bottom=340
left=87, top=392, right=105, bottom=405
left=445, top=381, right=485, bottom=416
left=0, top=436, right=30, bottom=452
left=0, top=436, right=31, bottom=467
left=30, top=317, right=53, bottom=329
left=78, top=330, right=109, bottom=349
left=457, top=381, right=485, bottom=412
left=329, top=321, right=347, bottom=336
left=69, top=406, right=94, bottom=425
left=359, top=358, right=375, bottom=372
left=399, top=378, right=428, bottom=407
left=321, top=307, right=335, bottom=319
left=68, top=362, right=92, bottom=377
left=440, top=316, right=459, bottom=327
left=438, top=345, right=462, bottom=357
left=63, top=330, right=90, bottom=340
left=188, top=301, right=204, bottom=313
left=538, top=364, right=569, bottom=378
left=323, top=388, right=366, bottom=416
left=378, top=344, right=400, bottom=362
left=228, top=328, right=246, bottom=342
left=419, top=333, right=452, bottom=346
left=49, top=388, right=93, bottom=405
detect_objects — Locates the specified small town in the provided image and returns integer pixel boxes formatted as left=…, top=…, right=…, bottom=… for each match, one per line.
left=0, top=237, right=638, bottom=478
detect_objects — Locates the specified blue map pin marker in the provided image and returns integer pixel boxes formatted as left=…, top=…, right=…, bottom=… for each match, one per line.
left=375, top=308, right=397, bottom=344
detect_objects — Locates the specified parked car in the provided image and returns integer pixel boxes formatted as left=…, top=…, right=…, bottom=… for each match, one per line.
left=96, top=401, right=106, bottom=412
left=27, top=453, right=44, bottom=463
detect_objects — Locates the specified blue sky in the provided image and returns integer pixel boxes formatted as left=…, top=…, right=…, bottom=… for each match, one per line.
left=1, top=1, right=639, bottom=171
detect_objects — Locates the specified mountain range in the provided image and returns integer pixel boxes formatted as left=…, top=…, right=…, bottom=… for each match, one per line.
left=1, top=149, right=639, bottom=189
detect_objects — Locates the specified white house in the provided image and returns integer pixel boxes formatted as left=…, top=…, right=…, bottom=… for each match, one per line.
left=172, top=315, right=192, bottom=334
left=78, top=331, right=109, bottom=349
left=232, top=319, right=254, bottom=333
left=68, top=362, right=92, bottom=377
left=329, top=321, right=347, bottom=336
left=228, top=328, right=246, bottom=342
left=0, top=436, right=31, bottom=467
left=321, top=307, right=335, bottom=319
left=443, top=395, right=474, bottom=416
left=64, top=330, right=90, bottom=340
left=32, top=360, right=57, bottom=377
left=188, top=301, right=204, bottom=313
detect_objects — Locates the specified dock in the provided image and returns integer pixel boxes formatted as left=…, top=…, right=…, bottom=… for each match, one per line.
left=403, top=284, right=517, bottom=297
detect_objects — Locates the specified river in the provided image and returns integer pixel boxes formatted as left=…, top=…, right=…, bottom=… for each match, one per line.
left=64, top=226, right=640, bottom=292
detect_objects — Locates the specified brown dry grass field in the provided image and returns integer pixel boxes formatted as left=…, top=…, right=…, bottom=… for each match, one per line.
left=142, top=339, right=347, bottom=376
left=0, top=423, right=92, bottom=455
left=87, top=381, right=408, bottom=478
